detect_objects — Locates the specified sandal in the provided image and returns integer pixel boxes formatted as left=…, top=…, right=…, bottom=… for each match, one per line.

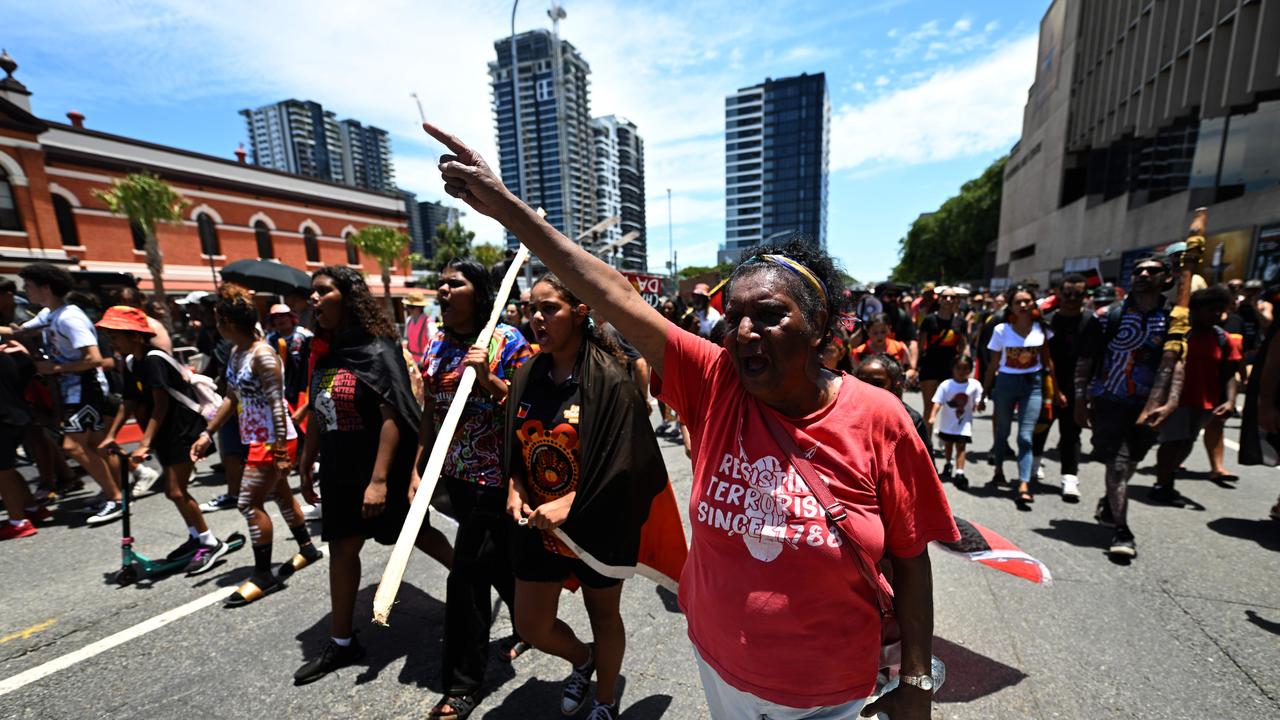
left=224, top=573, right=284, bottom=608
left=277, top=544, right=325, bottom=579
left=1209, top=473, right=1239, bottom=485
left=429, top=694, right=478, bottom=720
left=1017, top=483, right=1034, bottom=504
left=503, top=636, right=532, bottom=662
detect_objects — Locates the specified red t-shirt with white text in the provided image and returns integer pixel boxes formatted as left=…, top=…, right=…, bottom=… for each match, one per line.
left=654, top=324, right=959, bottom=707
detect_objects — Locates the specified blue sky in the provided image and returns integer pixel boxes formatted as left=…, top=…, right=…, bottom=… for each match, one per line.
left=4, top=0, right=1049, bottom=281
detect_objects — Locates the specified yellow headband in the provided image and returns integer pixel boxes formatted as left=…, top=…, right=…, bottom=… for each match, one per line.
left=752, top=254, right=829, bottom=308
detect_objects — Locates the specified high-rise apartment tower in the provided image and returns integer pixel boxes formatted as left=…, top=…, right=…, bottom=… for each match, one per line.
left=489, top=30, right=595, bottom=249
left=721, top=73, right=829, bottom=264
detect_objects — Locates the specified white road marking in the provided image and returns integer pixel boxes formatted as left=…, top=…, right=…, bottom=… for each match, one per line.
left=1225, top=437, right=1240, bottom=451
left=0, top=544, right=327, bottom=697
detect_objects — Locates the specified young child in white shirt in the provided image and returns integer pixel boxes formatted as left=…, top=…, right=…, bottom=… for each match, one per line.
left=928, top=355, right=984, bottom=488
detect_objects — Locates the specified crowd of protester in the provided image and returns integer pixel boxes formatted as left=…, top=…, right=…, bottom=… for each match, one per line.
left=3, top=122, right=1279, bottom=719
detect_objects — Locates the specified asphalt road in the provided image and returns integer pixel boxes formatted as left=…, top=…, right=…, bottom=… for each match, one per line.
left=2, top=392, right=1279, bottom=720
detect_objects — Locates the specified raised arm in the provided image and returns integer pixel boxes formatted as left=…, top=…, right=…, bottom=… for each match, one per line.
left=426, top=122, right=670, bottom=375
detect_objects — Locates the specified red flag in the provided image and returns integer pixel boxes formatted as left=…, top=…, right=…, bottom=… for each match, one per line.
left=553, top=479, right=688, bottom=593
left=707, top=277, right=729, bottom=315
left=936, top=516, right=1053, bottom=585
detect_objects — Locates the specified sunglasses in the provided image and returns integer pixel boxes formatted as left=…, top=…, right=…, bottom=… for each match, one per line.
left=1134, top=265, right=1166, bottom=276
left=1060, top=290, right=1086, bottom=299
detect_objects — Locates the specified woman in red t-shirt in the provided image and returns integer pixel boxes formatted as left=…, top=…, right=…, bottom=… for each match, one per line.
left=423, top=122, right=959, bottom=719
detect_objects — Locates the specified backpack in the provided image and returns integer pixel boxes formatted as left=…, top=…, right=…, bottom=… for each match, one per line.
left=142, top=350, right=224, bottom=422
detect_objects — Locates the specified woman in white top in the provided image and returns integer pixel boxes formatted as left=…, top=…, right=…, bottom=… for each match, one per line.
left=191, top=284, right=321, bottom=606
left=981, top=286, right=1066, bottom=505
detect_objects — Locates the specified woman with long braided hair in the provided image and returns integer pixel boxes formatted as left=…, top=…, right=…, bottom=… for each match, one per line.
left=190, top=284, right=321, bottom=606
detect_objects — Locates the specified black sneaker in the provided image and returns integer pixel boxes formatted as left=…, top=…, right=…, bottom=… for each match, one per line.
left=586, top=701, right=619, bottom=720
left=86, top=500, right=123, bottom=525
left=1108, top=528, right=1137, bottom=558
left=1094, top=498, right=1115, bottom=527
left=293, top=637, right=365, bottom=685
left=941, top=462, right=953, bottom=478
left=561, top=644, right=596, bottom=715
left=951, top=470, right=969, bottom=490
left=655, top=422, right=671, bottom=435
left=184, top=540, right=229, bottom=575
left=1149, top=484, right=1187, bottom=507
left=165, top=537, right=200, bottom=561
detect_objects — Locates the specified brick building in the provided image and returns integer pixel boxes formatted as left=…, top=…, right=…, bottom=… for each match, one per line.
left=0, top=50, right=412, bottom=297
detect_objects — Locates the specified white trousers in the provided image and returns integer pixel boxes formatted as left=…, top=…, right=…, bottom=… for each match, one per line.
left=694, top=649, right=869, bottom=720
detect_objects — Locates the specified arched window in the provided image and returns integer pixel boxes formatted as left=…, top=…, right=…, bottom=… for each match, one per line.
left=0, top=168, right=20, bottom=231
left=196, top=213, right=220, bottom=255
left=130, top=221, right=146, bottom=251
left=52, top=194, right=79, bottom=247
left=345, top=233, right=360, bottom=265
left=254, top=220, right=274, bottom=259
left=304, top=227, right=320, bottom=263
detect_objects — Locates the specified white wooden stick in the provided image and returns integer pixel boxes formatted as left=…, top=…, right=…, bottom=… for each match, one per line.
left=372, top=245, right=531, bottom=625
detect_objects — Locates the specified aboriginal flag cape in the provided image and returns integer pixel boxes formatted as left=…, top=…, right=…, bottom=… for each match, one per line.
left=311, top=329, right=424, bottom=540
left=505, top=339, right=688, bottom=590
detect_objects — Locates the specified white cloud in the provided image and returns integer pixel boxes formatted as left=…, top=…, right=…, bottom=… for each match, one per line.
left=830, top=34, right=1037, bottom=172
left=874, top=75, right=890, bottom=87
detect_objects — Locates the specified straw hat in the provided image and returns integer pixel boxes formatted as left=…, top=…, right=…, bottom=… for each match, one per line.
left=403, top=291, right=429, bottom=307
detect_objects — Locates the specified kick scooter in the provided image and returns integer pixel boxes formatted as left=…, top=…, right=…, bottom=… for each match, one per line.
left=110, top=448, right=245, bottom=586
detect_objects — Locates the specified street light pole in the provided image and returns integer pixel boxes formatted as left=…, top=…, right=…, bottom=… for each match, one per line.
left=511, top=0, right=532, bottom=289
left=667, top=187, right=674, bottom=292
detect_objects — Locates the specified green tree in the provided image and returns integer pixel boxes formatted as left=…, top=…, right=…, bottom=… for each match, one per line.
left=94, top=172, right=189, bottom=329
left=431, top=222, right=476, bottom=270
left=891, top=155, right=1007, bottom=284
left=473, top=243, right=505, bottom=268
left=678, top=261, right=737, bottom=281
left=348, top=225, right=410, bottom=311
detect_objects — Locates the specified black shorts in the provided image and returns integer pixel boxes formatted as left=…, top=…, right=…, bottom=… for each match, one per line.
left=216, top=419, right=248, bottom=460
left=0, top=423, right=23, bottom=471
left=512, top=526, right=621, bottom=589
left=937, top=432, right=971, bottom=445
left=61, top=402, right=107, bottom=434
left=1090, top=398, right=1159, bottom=465
left=153, top=431, right=203, bottom=468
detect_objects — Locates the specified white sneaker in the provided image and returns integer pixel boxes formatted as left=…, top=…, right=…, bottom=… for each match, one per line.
left=1061, top=475, right=1080, bottom=502
left=302, top=502, right=323, bottom=521
left=1034, top=461, right=1045, bottom=480
left=131, top=464, right=161, bottom=495
left=86, top=500, right=123, bottom=525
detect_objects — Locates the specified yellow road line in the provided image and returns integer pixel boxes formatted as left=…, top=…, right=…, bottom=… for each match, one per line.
left=0, top=619, right=57, bottom=645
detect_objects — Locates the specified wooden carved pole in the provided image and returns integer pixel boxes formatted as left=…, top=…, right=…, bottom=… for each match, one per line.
left=1138, top=207, right=1207, bottom=424
left=371, top=244, right=530, bottom=625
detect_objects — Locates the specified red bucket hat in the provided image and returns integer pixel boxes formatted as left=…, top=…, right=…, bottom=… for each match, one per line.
left=96, top=305, right=155, bottom=336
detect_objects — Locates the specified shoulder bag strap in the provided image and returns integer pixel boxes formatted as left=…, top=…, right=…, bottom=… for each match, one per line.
left=145, top=350, right=203, bottom=415
left=760, top=409, right=895, bottom=618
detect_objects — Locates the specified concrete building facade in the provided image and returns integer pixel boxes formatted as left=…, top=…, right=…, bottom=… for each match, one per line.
left=591, top=115, right=646, bottom=271
left=721, top=72, right=829, bottom=264
left=418, top=200, right=463, bottom=260
left=996, top=0, right=1280, bottom=287
left=241, top=100, right=394, bottom=193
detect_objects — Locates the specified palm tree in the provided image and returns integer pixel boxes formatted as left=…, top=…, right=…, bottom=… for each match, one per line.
left=94, top=172, right=189, bottom=329
left=348, top=225, right=410, bottom=311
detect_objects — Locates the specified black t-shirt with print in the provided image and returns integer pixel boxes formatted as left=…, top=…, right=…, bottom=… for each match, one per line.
left=513, top=367, right=584, bottom=556
left=123, top=353, right=206, bottom=448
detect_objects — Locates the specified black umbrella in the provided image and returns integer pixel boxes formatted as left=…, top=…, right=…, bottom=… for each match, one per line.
left=219, top=258, right=312, bottom=295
